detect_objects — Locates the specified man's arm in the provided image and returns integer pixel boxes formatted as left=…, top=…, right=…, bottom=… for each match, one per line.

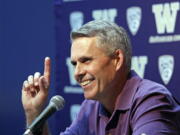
left=21, top=57, right=51, bottom=135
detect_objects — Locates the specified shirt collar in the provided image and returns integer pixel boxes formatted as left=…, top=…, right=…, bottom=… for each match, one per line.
left=99, top=103, right=112, bottom=117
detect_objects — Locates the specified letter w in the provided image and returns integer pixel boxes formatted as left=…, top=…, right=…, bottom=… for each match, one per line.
left=152, top=2, right=180, bottom=34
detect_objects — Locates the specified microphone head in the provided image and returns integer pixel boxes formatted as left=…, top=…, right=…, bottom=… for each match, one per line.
left=50, top=95, right=65, bottom=111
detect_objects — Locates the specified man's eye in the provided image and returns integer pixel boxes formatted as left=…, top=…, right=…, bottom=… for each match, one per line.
left=81, top=58, right=92, bottom=63
left=71, top=61, right=77, bottom=66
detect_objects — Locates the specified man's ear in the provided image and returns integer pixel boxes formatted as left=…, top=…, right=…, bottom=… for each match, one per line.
left=113, top=49, right=124, bottom=71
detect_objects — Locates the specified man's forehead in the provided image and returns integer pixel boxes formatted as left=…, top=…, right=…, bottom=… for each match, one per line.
left=70, top=37, right=106, bottom=60
left=71, top=37, right=96, bottom=53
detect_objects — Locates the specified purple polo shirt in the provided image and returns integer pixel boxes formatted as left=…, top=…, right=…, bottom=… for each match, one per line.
left=60, top=71, right=180, bottom=135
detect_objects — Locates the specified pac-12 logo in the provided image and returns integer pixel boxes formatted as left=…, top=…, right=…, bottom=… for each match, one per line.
left=70, top=11, right=84, bottom=31
left=126, top=7, right=142, bottom=35
left=158, top=55, right=174, bottom=85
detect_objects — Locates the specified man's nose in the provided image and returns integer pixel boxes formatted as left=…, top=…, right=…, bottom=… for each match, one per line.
left=74, top=63, right=85, bottom=81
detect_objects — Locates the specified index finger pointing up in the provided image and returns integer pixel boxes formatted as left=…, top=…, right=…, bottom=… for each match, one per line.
left=44, top=57, right=51, bottom=83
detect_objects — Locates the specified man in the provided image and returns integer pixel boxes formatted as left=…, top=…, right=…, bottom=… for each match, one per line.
left=22, top=20, right=180, bottom=135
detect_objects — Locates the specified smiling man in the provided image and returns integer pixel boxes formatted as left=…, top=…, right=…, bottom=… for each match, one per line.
left=22, top=20, right=180, bottom=135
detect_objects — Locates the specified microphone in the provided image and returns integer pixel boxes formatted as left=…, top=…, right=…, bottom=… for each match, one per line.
left=23, top=95, right=65, bottom=135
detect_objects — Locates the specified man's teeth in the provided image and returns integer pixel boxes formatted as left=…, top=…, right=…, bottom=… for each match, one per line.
left=81, top=80, right=91, bottom=86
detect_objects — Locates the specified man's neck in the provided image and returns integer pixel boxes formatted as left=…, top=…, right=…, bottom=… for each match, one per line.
left=101, top=71, right=128, bottom=114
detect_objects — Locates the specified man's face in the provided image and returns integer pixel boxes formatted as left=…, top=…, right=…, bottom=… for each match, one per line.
left=70, top=37, right=117, bottom=101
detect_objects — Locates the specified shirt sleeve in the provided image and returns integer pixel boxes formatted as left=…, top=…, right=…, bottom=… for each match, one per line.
left=131, top=92, right=180, bottom=135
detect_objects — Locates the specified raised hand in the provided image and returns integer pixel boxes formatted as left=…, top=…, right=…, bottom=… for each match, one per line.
left=22, top=57, right=51, bottom=125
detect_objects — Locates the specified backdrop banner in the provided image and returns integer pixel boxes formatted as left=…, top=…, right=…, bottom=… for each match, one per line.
left=54, top=0, right=180, bottom=133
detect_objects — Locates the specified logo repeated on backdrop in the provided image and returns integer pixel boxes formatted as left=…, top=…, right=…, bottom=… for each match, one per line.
left=149, top=1, right=180, bottom=43
left=131, top=56, right=148, bottom=78
left=158, top=55, right=174, bottom=85
left=126, top=7, right=142, bottom=35
left=70, top=104, right=81, bottom=122
left=70, top=11, right=84, bottom=31
left=92, top=8, right=117, bottom=22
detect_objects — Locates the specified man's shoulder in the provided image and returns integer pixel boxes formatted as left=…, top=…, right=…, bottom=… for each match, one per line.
left=128, top=71, right=174, bottom=106
left=130, top=77, right=177, bottom=111
left=129, top=71, right=170, bottom=95
left=136, top=78, right=171, bottom=98
left=128, top=70, right=172, bottom=101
